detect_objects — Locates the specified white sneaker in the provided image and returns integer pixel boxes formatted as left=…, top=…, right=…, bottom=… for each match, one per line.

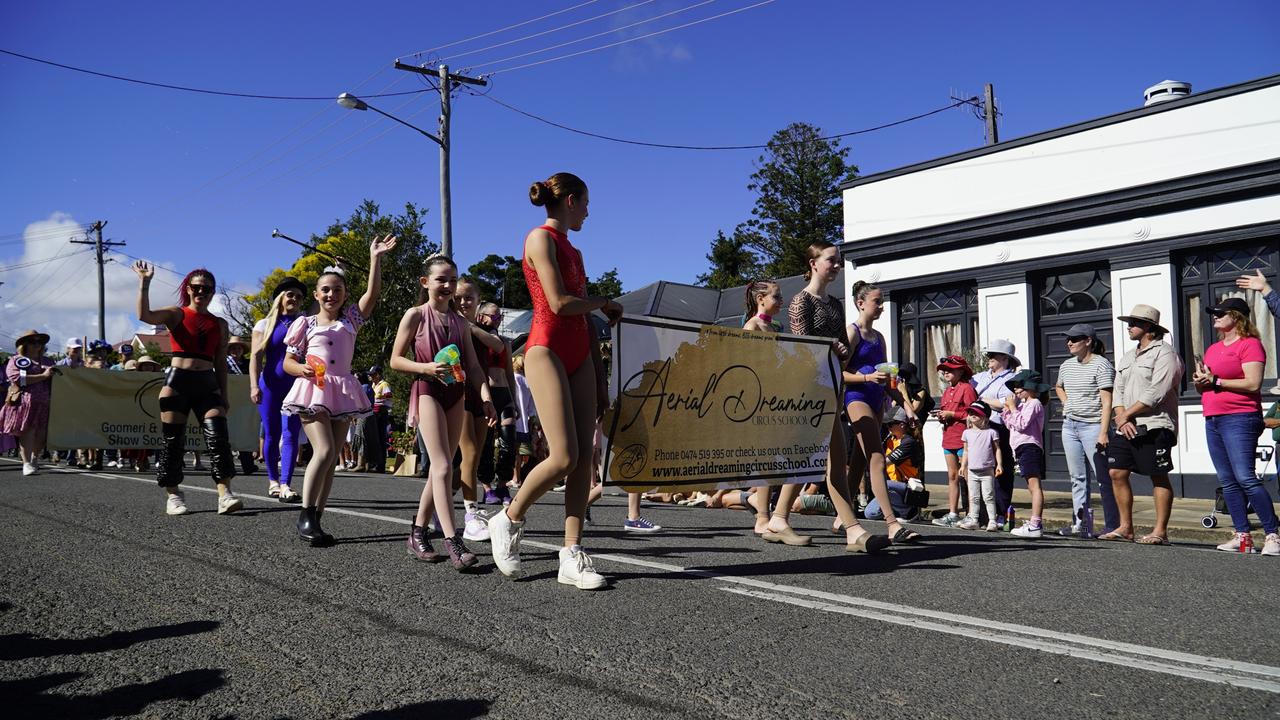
left=107, top=460, right=120, bottom=468
left=1262, top=533, right=1280, bottom=557
left=267, top=481, right=281, bottom=497
left=463, top=511, right=490, bottom=542
left=956, top=516, right=980, bottom=530
left=984, top=522, right=1000, bottom=532
left=22, top=462, right=36, bottom=476
left=1011, top=522, right=1042, bottom=539
left=558, top=546, right=606, bottom=590
left=487, top=509, right=524, bottom=578
left=217, top=491, right=243, bottom=515
left=1216, top=532, right=1249, bottom=552
left=166, top=491, right=189, bottom=516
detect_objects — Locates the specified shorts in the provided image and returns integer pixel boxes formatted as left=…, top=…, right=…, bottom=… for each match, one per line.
left=1014, top=443, right=1044, bottom=479
left=942, top=447, right=964, bottom=457
left=516, top=430, right=532, bottom=456
left=159, top=368, right=224, bottom=418
left=1106, top=426, right=1175, bottom=476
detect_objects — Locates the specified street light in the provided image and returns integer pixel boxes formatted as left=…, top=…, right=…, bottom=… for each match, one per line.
left=336, top=92, right=450, bottom=255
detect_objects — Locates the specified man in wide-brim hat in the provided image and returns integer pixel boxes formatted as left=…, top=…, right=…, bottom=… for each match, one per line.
left=1105, top=304, right=1182, bottom=544
left=14, top=329, right=50, bottom=349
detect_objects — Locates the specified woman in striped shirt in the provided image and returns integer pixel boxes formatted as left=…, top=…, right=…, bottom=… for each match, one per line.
left=1054, top=323, right=1118, bottom=536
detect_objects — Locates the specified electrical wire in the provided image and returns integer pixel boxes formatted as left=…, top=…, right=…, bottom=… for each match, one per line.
left=482, top=0, right=777, bottom=75
left=468, top=0, right=715, bottom=70
left=0, top=225, right=90, bottom=243
left=0, top=48, right=431, bottom=101
left=111, top=249, right=249, bottom=298
left=472, top=91, right=971, bottom=150
left=0, top=248, right=94, bottom=273
left=435, top=0, right=660, bottom=64
left=406, top=0, right=602, bottom=57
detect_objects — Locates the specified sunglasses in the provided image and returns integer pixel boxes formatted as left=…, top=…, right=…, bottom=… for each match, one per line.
left=1208, top=310, right=1228, bottom=318
left=1066, top=336, right=1089, bottom=344
left=188, top=284, right=215, bottom=296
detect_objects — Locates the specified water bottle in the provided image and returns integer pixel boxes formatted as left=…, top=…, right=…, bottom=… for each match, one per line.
left=1002, top=505, right=1015, bottom=532
left=1240, top=533, right=1254, bottom=554
left=1082, top=507, right=1095, bottom=539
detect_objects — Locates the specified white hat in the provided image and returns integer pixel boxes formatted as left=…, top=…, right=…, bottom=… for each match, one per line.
left=65, top=337, right=83, bottom=349
left=981, top=338, right=1021, bottom=367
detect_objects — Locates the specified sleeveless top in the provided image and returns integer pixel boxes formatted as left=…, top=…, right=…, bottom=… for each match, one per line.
left=171, top=306, right=221, bottom=361
left=408, top=304, right=470, bottom=425
left=524, top=224, right=590, bottom=372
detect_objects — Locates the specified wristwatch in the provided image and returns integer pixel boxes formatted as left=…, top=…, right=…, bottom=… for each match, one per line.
left=1211, top=375, right=1221, bottom=390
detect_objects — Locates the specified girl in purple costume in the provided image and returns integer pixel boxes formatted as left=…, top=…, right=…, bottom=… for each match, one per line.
left=250, top=276, right=307, bottom=503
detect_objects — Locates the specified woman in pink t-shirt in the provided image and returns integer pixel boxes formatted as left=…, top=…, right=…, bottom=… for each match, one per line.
left=1193, top=297, right=1277, bottom=555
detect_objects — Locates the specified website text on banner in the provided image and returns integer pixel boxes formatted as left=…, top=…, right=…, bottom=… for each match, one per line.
left=604, top=317, right=841, bottom=494
left=47, top=367, right=258, bottom=451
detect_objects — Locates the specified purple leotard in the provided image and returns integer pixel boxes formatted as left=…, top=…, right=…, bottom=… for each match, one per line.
left=843, top=324, right=887, bottom=412
left=256, top=314, right=301, bottom=485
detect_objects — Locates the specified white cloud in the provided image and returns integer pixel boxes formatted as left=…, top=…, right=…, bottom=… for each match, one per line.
left=0, top=212, right=181, bottom=351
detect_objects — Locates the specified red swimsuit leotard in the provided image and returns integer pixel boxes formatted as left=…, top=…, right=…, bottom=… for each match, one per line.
left=170, top=306, right=221, bottom=362
left=524, top=225, right=590, bottom=375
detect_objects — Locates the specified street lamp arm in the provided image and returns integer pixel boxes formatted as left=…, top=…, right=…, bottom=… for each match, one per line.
left=367, top=103, right=442, bottom=146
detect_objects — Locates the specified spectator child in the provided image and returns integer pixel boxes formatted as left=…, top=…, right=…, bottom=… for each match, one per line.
left=1004, top=370, right=1050, bottom=539
left=958, top=402, right=1002, bottom=531
left=931, top=355, right=977, bottom=527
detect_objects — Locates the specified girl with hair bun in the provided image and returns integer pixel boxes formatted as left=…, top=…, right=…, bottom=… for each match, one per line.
left=281, top=235, right=397, bottom=546
left=487, top=172, right=624, bottom=590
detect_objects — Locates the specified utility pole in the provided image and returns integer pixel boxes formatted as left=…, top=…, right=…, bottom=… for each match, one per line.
left=393, top=61, right=487, bottom=259
left=71, top=220, right=125, bottom=343
left=984, top=83, right=999, bottom=145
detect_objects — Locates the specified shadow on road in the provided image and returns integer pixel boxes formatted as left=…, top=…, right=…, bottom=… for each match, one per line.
left=0, top=668, right=225, bottom=719
left=0, top=620, right=220, bottom=660
left=354, top=698, right=492, bottom=718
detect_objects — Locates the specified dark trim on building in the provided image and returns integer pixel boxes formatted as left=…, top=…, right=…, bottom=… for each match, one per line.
left=877, top=219, right=1280, bottom=294
left=841, top=72, right=1280, bottom=191
left=843, top=159, right=1280, bottom=264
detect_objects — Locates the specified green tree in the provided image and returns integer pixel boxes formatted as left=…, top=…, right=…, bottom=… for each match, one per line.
left=466, top=254, right=531, bottom=309
left=587, top=268, right=624, bottom=299
left=743, top=122, right=858, bottom=277
left=697, top=226, right=761, bottom=289
left=230, top=200, right=437, bottom=422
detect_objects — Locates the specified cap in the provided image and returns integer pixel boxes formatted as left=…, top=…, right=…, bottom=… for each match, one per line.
left=1064, top=323, right=1096, bottom=340
left=1206, top=297, right=1250, bottom=317
left=936, top=355, right=971, bottom=375
left=967, top=401, right=991, bottom=418
left=368, top=364, right=384, bottom=375
left=272, top=276, right=308, bottom=299
left=65, top=337, right=83, bottom=349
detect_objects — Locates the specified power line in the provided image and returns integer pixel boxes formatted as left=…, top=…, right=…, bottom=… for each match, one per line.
left=434, top=0, right=660, bottom=64
left=407, top=0, right=602, bottom=57
left=472, top=91, right=971, bottom=150
left=110, top=249, right=250, bottom=298
left=0, top=247, right=94, bottom=272
left=482, top=0, right=778, bottom=75
left=0, top=48, right=431, bottom=101
left=468, top=0, right=714, bottom=70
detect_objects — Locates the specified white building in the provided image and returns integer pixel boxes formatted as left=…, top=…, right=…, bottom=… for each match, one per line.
left=841, top=73, right=1280, bottom=497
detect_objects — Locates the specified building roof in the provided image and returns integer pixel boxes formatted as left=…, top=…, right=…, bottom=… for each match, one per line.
left=614, top=270, right=846, bottom=327
left=840, top=72, right=1280, bottom=192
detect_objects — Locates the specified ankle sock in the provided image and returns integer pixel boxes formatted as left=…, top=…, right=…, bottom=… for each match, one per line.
left=1030, top=516, right=1042, bottom=528
left=464, top=500, right=478, bottom=514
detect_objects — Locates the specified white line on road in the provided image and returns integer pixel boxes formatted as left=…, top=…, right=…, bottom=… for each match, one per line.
left=18, top=461, right=1280, bottom=694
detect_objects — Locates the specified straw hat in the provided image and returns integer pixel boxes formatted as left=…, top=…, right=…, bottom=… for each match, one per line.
left=227, top=336, right=250, bottom=352
left=1116, top=304, right=1170, bottom=334
left=14, top=329, right=50, bottom=348
left=135, top=356, right=161, bottom=371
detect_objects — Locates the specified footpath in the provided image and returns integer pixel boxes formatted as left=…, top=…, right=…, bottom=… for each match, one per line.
left=921, top=482, right=1237, bottom=544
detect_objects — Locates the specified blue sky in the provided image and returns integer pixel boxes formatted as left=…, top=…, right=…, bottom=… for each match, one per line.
left=1, top=0, right=1277, bottom=344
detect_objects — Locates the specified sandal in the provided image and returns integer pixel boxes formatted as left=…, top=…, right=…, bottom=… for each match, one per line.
left=1136, top=534, right=1169, bottom=546
left=890, top=526, right=923, bottom=544
left=1096, top=530, right=1134, bottom=542
left=845, top=530, right=891, bottom=555
left=762, top=526, right=812, bottom=546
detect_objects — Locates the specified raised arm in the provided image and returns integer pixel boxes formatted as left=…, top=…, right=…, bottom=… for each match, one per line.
left=357, top=234, right=397, bottom=320
left=525, top=229, right=620, bottom=320
left=132, top=260, right=181, bottom=328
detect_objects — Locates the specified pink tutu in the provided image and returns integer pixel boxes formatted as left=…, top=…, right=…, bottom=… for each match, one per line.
left=281, top=373, right=371, bottom=420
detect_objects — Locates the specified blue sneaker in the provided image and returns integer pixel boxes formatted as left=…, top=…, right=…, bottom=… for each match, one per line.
left=482, top=489, right=501, bottom=505
left=624, top=517, right=661, bottom=533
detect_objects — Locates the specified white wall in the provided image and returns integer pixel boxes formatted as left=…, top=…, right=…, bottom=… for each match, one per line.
left=843, top=84, right=1280, bottom=240
left=978, top=283, right=1033, bottom=366
left=1109, top=264, right=1177, bottom=350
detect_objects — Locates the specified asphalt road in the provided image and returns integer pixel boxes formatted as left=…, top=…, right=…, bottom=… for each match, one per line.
left=2, top=459, right=1279, bottom=719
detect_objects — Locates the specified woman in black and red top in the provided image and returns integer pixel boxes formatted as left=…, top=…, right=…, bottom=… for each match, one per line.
left=133, top=260, right=241, bottom=517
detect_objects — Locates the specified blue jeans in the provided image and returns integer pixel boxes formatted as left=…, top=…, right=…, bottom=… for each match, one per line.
left=866, top=480, right=912, bottom=520
left=1062, top=417, right=1119, bottom=530
left=1206, top=412, right=1277, bottom=535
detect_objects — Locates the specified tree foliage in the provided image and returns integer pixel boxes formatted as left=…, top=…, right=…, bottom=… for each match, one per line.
left=587, top=268, right=624, bottom=299
left=229, top=200, right=437, bottom=422
left=697, top=227, right=761, bottom=289
left=466, top=254, right=531, bottom=309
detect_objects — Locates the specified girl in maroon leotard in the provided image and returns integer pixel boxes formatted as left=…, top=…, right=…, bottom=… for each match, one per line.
left=487, top=173, right=623, bottom=590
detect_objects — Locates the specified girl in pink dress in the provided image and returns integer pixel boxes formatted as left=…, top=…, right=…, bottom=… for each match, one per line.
left=282, top=234, right=397, bottom=545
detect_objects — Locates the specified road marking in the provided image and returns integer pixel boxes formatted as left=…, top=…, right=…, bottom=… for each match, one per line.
left=14, top=460, right=1280, bottom=694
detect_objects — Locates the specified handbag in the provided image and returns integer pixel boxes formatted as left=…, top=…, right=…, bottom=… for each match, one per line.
left=5, top=383, right=22, bottom=406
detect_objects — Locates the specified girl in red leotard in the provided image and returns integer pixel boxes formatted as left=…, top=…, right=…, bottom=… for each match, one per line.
left=487, top=172, right=623, bottom=590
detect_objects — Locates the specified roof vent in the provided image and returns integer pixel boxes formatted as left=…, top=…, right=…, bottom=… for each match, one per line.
left=1143, top=80, right=1192, bottom=107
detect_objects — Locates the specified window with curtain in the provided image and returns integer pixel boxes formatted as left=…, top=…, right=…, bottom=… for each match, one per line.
left=1178, top=241, right=1279, bottom=396
left=894, top=284, right=978, bottom=397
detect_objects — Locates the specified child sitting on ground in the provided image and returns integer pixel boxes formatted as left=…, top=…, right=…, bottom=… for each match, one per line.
left=958, top=402, right=1001, bottom=531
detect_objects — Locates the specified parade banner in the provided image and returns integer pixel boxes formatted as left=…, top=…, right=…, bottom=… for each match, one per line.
left=48, top=368, right=259, bottom=451
left=604, top=316, right=841, bottom=493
